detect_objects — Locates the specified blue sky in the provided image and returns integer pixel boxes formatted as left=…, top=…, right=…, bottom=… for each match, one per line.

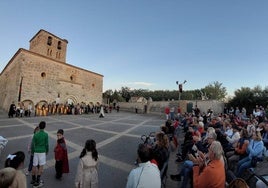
left=1, top=1, right=268, bottom=97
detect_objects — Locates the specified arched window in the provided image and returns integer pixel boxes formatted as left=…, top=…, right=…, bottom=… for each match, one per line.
left=57, top=41, right=61, bottom=50
left=47, top=36, right=52, bottom=46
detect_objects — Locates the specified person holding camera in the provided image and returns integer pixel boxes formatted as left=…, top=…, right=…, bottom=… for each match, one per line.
left=170, top=131, right=217, bottom=188
left=189, top=141, right=225, bottom=188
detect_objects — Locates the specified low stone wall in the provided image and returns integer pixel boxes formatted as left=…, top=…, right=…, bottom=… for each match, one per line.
left=118, top=100, right=225, bottom=116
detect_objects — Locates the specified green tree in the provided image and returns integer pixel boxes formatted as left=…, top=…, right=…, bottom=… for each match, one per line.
left=111, top=90, right=124, bottom=102
left=120, top=87, right=132, bottom=102
left=229, top=87, right=254, bottom=112
left=103, top=89, right=113, bottom=104
left=203, top=81, right=227, bottom=100
left=229, top=86, right=268, bottom=116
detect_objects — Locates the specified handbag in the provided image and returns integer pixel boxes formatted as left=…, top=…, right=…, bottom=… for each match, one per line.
left=251, top=156, right=258, bottom=167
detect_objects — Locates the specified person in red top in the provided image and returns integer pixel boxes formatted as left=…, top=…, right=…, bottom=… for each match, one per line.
left=54, top=129, right=69, bottom=180
left=165, top=106, right=170, bottom=120
left=189, top=140, right=225, bottom=188
left=177, top=105, right=181, bottom=118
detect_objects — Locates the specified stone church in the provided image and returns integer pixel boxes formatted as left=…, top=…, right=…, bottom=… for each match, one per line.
left=0, top=29, right=103, bottom=112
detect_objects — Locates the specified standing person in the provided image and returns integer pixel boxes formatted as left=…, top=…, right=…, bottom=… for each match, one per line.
left=31, top=121, right=49, bottom=187
left=223, top=125, right=241, bottom=152
left=99, top=105, right=105, bottom=118
left=54, top=129, right=69, bottom=180
left=75, top=139, right=99, bottom=188
left=4, top=151, right=27, bottom=188
left=135, top=106, right=138, bottom=113
left=177, top=105, right=181, bottom=118
left=164, top=106, right=170, bottom=120
left=170, top=107, right=175, bottom=120
left=26, top=126, right=40, bottom=176
left=8, top=102, right=16, bottom=118
left=27, top=103, right=33, bottom=117
left=126, top=143, right=161, bottom=188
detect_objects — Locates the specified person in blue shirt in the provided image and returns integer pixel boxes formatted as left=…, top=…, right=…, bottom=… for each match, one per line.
left=236, top=130, right=264, bottom=177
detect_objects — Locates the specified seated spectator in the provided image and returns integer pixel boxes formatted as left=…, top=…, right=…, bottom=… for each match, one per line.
left=226, top=128, right=249, bottom=171
left=170, top=131, right=218, bottom=188
left=247, top=119, right=256, bottom=138
left=4, top=151, right=27, bottom=188
left=126, top=143, right=161, bottom=188
left=197, top=117, right=205, bottom=137
left=189, top=140, right=226, bottom=188
left=151, top=132, right=169, bottom=171
left=0, top=167, right=17, bottom=188
left=223, top=125, right=241, bottom=153
left=224, top=121, right=234, bottom=137
left=203, top=127, right=216, bottom=140
left=173, top=118, right=179, bottom=130
left=164, top=119, right=175, bottom=135
left=236, top=130, right=264, bottom=177
left=227, top=178, right=249, bottom=188
left=176, top=124, right=200, bottom=162
left=262, top=122, right=268, bottom=149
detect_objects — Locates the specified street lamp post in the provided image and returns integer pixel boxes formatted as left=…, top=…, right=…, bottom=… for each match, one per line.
left=176, top=80, right=187, bottom=100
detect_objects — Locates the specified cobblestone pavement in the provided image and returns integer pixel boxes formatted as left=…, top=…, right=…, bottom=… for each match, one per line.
left=0, top=110, right=181, bottom=188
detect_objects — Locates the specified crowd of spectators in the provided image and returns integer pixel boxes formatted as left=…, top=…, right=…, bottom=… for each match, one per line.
left=165, top=104, right=268, bottom=188
left=8, top=101, right=120, bottom=118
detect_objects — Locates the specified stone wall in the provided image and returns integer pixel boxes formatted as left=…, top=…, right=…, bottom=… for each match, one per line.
left=118, top=100, right=225, bottom=116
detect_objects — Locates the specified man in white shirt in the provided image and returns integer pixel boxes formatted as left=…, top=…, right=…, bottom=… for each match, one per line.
left=126, top=143, right=161, bottom=188
left=226, top=125, right=240, bottom=145
left=224, top=125, right=240, bottom=152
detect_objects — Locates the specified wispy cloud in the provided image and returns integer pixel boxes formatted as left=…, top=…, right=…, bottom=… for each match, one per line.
left=121, top=81, right=155, bottom=88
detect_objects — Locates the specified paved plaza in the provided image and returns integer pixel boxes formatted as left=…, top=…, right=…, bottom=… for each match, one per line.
left=0, top=110, right=179, bottom=188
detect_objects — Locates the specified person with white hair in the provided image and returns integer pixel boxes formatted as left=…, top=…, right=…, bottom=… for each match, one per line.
left=189, top=140, right=226, bottom=188
left=170, top=132, right=218, bottom=187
